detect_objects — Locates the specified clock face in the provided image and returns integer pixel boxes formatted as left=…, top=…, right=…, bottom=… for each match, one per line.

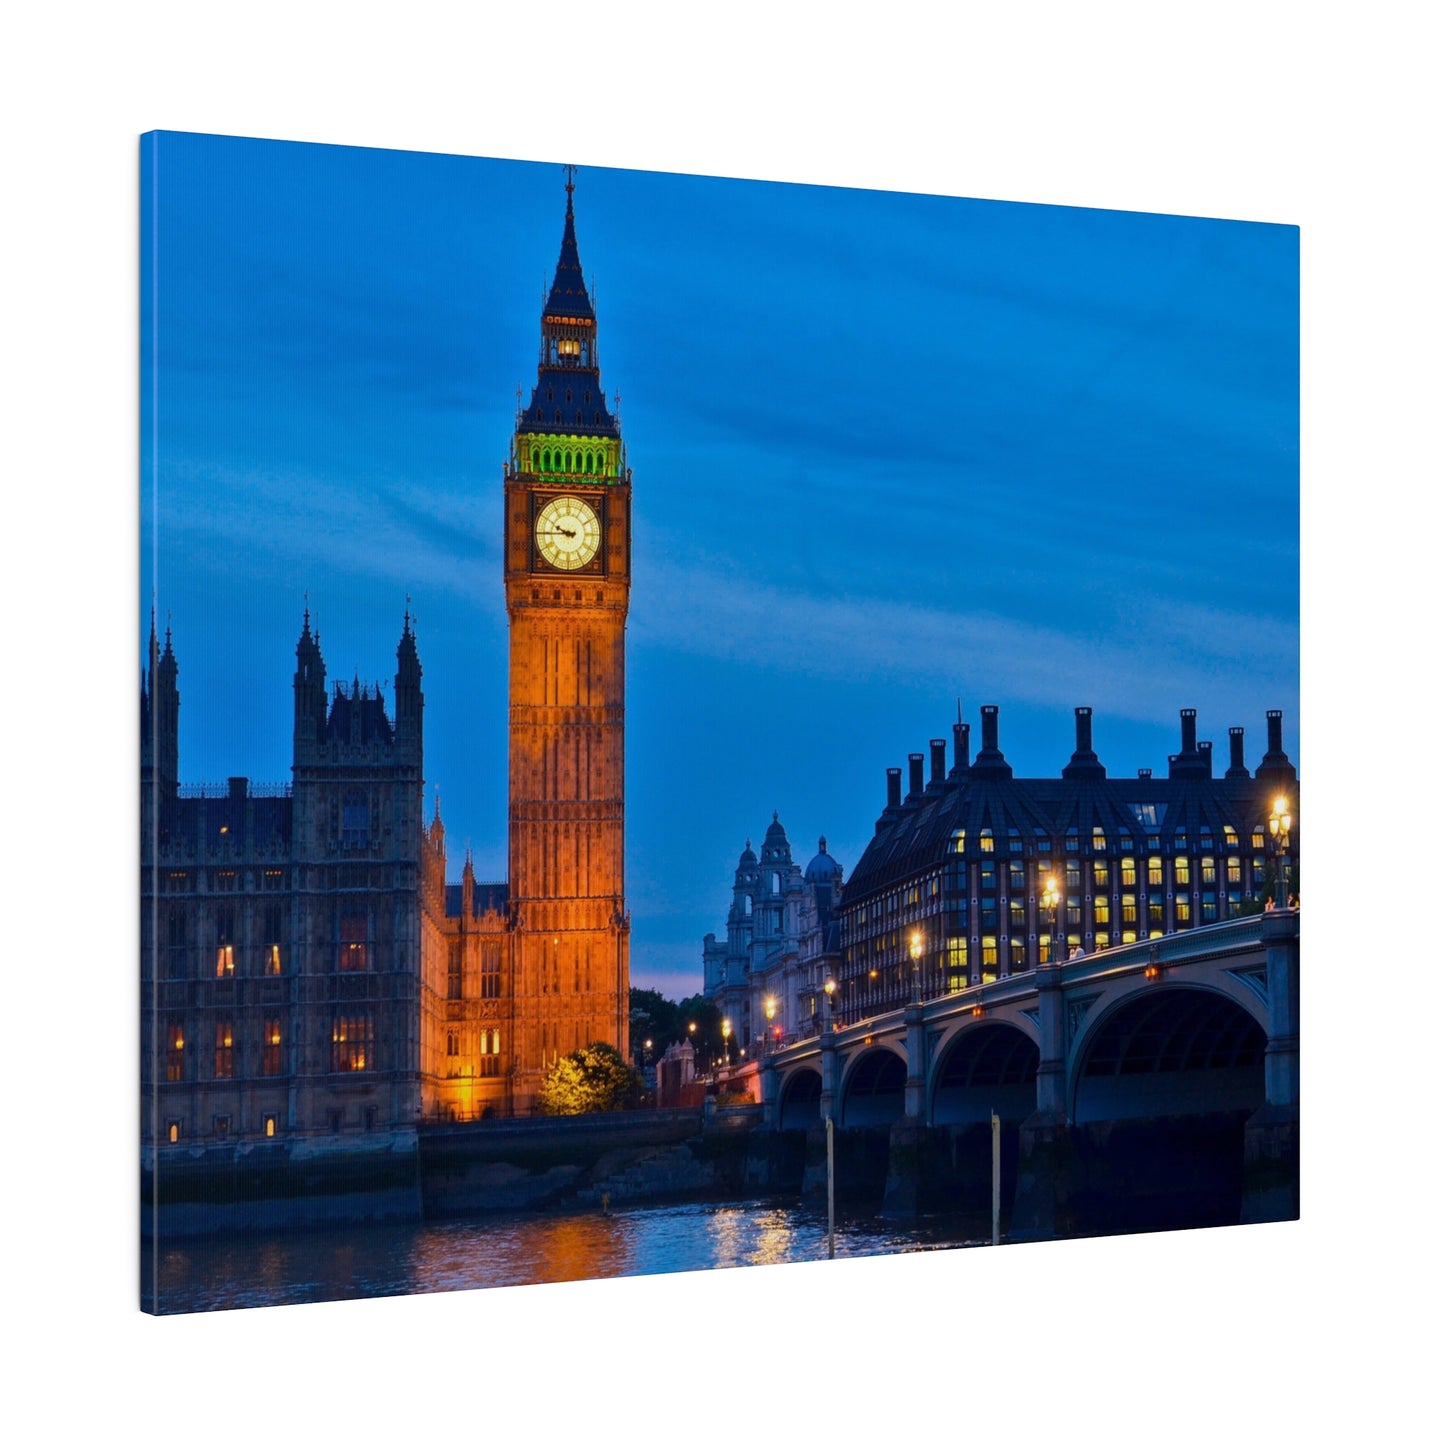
left=535, top=495, right=601, bottom=571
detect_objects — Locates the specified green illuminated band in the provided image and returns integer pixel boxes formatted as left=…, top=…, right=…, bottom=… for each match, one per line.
left=516, top=431, right=623, bottom=481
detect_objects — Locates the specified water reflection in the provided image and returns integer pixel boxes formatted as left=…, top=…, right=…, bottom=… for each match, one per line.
left=144, top=1201, right=987, bottom=1315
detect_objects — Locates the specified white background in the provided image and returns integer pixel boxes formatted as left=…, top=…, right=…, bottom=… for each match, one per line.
left=2, top=2, right=1433, bottom=1437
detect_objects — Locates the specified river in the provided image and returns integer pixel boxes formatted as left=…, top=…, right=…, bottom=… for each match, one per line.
left=142, top=1200, right=992, bottom=1314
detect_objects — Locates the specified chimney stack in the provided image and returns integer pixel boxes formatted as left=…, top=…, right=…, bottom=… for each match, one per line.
left=886, top=767, right=902, bottom=811
left=1180, top=708, right=1197, bottom=753
left=907, top=752, right=925, bottom=800
left=1228, top=726, right=1248, bottom=776
left=929, top=738, right=946, bottom=785
left=981, top=706, right=999, bottom=753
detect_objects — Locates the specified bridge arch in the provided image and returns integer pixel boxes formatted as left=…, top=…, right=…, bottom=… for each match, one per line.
left=930, top=1021, right=1040, bottom=1127
left=777, top=1066, right=823, bottom=1130
left=840, top=1046, right=907, bottom=1129
left=1070, top=984, right=1266, bottom=1125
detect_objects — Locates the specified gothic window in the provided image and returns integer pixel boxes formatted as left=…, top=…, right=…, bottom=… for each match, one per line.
left=213, top=1022, right=234, bottom=1079
left=167, top=1024, right=185, bottom=1082
left=446, top=1031, right=460, bottom=1057
left=480, top=943, right=502, bottom=999
left=341, top=791, right=369, bottom=850
left=167, top=912, right=188, bottom=980
left=263, top=1114, right=278, bottom=1138
left=331, top=1013, right=374, bottom=1072
left=447, top=941, right=463, bottom=1000
left=338, top=911, right=369, bottom=972
left=167, top=1121, right=182, bottom=1144
left=214, top=907, right=235, bottom=977
left=262, top=1019, right=284, bottom=1076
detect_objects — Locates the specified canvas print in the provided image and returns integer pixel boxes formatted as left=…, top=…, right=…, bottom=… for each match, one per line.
left=140, top=132, right=1300, bottom=1315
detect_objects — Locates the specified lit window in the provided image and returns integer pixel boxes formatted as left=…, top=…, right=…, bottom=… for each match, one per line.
left=167, top=1025, right=185, bottom=1082
left=1148, top=858, right=1164, bottom=888
left=1148, top=894, right=1164, bottom=926
left=1201, top=856, right=1217, bottom=887
left=1223, top=826, right=1239, bottom=848
left=1174, top=856, right=1190, bottom=887
left=263, top=1114, right=278, bottom=1138
left=1121, top=894, right=1138, bottom=926
left=981, top=936, right=998, bottom=983
left=338, top=911, right=369, bottom=971
left=265, top=944, right=282, bottom=976
left=215, top=944, right=234, bottom=977
left=166, top=1120, right=181, bottom=1144
left=1251, top=829, right=1266, bottom=850
left=262, top=1018, right=283, bottom=1076
left=1121, top=857, right=1137, bottom=887
left=214, top=1022, right=234, bottom=1079
left=1093, top=860, right=1109, bottom=890
left=1227, top=856, right=1242, bottom=885
left=1094, top=898, right=1110, bottom=927
left=331, top=1013, right=374, bottom=1072
left=979, top=829, right=994, bottom=854
left=1091, top=827, right=1107, bottom=853
left=946, top=936, right=969, bottom=989
left=1175, top=898, right=1192, bottom=926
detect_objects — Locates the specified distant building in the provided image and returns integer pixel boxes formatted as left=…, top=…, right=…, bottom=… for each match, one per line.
left=832, top=704, right=1299, bottom=1027
left=702, top=816, right=844, bottom=1050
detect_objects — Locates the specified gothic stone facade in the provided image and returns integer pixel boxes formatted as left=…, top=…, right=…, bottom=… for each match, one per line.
left=140, top=182, right=632, bottom=1148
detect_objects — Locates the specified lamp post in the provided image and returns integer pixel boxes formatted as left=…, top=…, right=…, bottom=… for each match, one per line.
left=823, top=975, right=837, bottom=1031
left=721, top=1017, right=732, bottom=1069
left=1041, top=874, right=1061, bottom=966
left=908, top=929, right=924, bottom=1005
left=764, top=996, right=777, bottom=1055
left=1269, top=795, right=1293, bottom=909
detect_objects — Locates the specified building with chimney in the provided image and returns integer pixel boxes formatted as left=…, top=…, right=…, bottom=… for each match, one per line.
left=830, top=703, right=1299, bottom=1027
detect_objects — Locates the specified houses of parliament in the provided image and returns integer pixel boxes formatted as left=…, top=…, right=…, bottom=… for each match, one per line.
left=141, top=177, right=632, bottom=1150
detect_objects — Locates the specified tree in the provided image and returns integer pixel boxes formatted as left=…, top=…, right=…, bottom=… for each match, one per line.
left=537, top=1041, right=643, bottom=1116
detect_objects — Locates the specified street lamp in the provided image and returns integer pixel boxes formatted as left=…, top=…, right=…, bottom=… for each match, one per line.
left=721, top=1017, right=732, bottom=1067
left=908, top=929, right=924, bottom=1004
left=764, top=995, right=778, bottom=1053
left=1268, top=795, right=1293, bottom=909
left=1041, top=874, right=1061, bottom=966
left=823, top=975, right=837, bottom=1031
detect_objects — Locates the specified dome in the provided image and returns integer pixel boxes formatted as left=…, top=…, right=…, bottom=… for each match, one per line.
left=737, top=838, right=757, bottom=866
left=760, top=811, right=792, bottom=862
left=805, top=835, right=842, bottom=884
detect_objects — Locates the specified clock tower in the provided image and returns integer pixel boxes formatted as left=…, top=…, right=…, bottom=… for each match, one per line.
left=504, top=173, right=631, bottom=1106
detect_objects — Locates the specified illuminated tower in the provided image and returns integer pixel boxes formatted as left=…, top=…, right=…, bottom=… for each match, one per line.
left=504, top=171, right=631, bottom=1105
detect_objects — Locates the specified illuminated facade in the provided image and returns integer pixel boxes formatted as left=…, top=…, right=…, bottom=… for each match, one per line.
left=702, top=817, right=844, bottom=1052
left=140, top=180, right=631, bottom=1145
left=833, top=704, right=1300, bottom=1027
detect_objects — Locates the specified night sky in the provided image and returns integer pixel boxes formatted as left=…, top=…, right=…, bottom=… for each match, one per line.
left=141, top=131, right=1299, bottom=1000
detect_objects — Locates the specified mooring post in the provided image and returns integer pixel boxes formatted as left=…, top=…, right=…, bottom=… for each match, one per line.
left=826, top=1115, right=836, bottom=1260
left=991, top=1110, right=1001, bottom=1245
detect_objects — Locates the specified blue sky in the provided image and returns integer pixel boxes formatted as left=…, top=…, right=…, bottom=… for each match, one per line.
left=141, top=131, right=1299, bottom=1000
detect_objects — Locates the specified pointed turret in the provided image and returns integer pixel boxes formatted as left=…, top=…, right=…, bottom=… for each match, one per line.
left=514, top=170, right=624, bottom=481
left=143, top=611, right=180, bottom=796
left=292, top=607, right=327, bottom=760
left=395, top=606, right=423, bottom=753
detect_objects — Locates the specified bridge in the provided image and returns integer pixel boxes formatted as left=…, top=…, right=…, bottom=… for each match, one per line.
left=740, top=910, right=1300, bottom=1237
